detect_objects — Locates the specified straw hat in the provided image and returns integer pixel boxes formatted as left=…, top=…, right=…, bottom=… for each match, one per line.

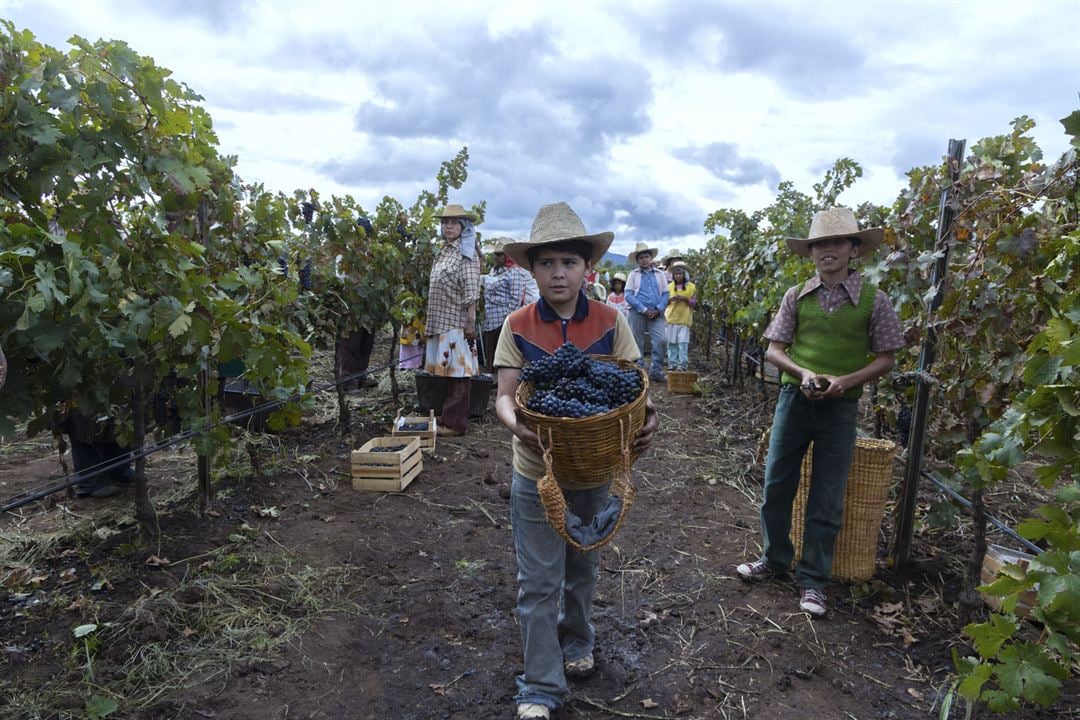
left=786, top=207, right=883, bottom=258
left=668, top=261, right=689, bottom=273
left=435, top=204, right=476, bottom=221
left=503, top=202, right=614, bottom=269
left=661, top=248, right=684, bottom=266
left=488, top=237, right=512, bottom=254
left=611, top=272, right=627, bottom=283
left=627, top=241, right=659, bottom=263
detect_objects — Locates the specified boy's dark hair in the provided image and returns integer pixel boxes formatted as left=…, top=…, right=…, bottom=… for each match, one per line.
left=526, top=240, right=593, bottom=268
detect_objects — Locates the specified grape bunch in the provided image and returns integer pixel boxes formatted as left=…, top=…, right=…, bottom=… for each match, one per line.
left=298, top=258, right=313, bottom=290
left=301, top=201, right=315, bottom=224
left=522, top=343, right=643, bottom=419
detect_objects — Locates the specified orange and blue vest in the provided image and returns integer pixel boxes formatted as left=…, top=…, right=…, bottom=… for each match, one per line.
left=505, top=291, right=619, bottom=365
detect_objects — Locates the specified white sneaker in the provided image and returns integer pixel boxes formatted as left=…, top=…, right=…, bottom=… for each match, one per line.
left=516, top=702, right=550, bottom=719
left=799, top=588, right=827, bottom=617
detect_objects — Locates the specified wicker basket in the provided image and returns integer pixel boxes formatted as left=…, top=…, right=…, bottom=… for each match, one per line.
left=667, top=371, right=698, bottom=394
left=536, top=424, right=637, bottom=552
left=515, top=356, right=649, bottom=489
left=789, top=437, right=896, bottom=581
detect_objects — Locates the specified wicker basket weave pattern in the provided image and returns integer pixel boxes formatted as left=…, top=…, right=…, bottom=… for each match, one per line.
left=537, top=420, right=637, bottom=552
left=788, top=437, right=896, bottom=581
left=515, top=356, right=649, bottom=488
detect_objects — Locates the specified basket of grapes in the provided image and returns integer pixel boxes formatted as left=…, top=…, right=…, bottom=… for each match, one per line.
left=515, top=343, right=649, bottom=488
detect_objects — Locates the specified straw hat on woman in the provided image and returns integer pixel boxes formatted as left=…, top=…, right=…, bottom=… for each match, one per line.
left=424, top=203, right=482, bottom=435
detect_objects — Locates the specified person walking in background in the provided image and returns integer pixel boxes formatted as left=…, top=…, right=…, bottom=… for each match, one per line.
left=481, top=239, right=529, bottom=372
left=735, top=207, right=904, bottom=617
left=660, top=248, right=684, bottom=282
left=624, top=242, right=669, bottom=382
left=424, top=203, right=482, bottom=435
left=606, top=272, right=630, bottom=318
left=664, top=261, right=696, bottom=371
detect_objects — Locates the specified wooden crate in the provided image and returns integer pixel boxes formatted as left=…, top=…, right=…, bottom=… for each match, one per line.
left=391, top=409, right=437, bottom=452
left=667, top=371, right=698, bottom=394
left=350, top=436, right=423, bottom=492
left=980, top=544, right=1037, bottom=618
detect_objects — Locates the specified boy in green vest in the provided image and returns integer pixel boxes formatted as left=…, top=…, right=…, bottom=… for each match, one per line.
left=736, top=208, right=904, bottom=617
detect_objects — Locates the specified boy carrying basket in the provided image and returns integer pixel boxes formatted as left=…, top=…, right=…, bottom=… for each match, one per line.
left=495, top=203, right=660, bottom=719
left=736, top=208, right=904, bottom=617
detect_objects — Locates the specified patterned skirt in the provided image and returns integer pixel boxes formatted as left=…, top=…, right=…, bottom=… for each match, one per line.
left=423, top=328, right=479, bottom=378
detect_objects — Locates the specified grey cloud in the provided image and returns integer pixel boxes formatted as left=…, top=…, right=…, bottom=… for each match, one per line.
left=646, top=5, right=868, bottom=97
left=137, top=0, right=251, bottom=27
left=320, top=139, right=458, bottom=185
left=675, top=143, right=780, bottom=188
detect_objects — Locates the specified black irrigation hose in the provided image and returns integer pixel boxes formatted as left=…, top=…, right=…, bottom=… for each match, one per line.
left=1, top=359, right=402, bottom=514
left=921, top=469, right=1043, bottom=555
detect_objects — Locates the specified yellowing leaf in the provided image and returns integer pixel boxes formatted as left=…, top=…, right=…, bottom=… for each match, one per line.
left=168, top=312, right=192, bottom=338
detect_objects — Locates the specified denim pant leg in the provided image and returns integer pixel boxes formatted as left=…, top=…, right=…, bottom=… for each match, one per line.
left=796, top=399, right=858, bottom=589
left=558, top=486, right=607, bottom=662
left=678, top=342, right=689, bottom=369
left=627, top=312, right=648, bottom=366
left=760, top=387, right=813, bottom=572
left=667, top=339, right=679, bottom=368
left=647, top=317, right=667, bottom=375
left=511, top=471, right=569, bottom=709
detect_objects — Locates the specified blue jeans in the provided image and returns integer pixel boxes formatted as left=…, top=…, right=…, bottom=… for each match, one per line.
left=628, top=311, right=667, bottom=377
left=511, top=470, right=608, bottom=709
left=667, top=342, right=688, bottom=370
left=760, top=385, right=858, bottom=590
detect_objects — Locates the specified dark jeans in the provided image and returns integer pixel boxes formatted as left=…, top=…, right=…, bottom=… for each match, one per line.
left=760, top=385, right=858, bottom=589
left=335, top=327, right=375, bottom=389
left=482, top=328, right=501, bottom=372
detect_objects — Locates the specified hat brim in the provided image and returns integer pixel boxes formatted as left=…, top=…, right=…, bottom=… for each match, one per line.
left=503, top=232, right=615, bottom=270
left=785, top=228, right=884, bottom=258
left=435, top=210, right=476, bottom=221
left=627, top=246, right=659, bottom=263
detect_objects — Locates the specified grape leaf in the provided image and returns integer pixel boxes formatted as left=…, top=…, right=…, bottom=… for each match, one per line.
left=994, top=643, right=1068, bottom=706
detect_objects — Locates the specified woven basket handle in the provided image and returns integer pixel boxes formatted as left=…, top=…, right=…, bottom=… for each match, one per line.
left=537, top=419, right=636, bottom=552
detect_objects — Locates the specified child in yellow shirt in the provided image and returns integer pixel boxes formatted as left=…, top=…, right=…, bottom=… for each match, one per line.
left=664, top=262, right=696, bottom=371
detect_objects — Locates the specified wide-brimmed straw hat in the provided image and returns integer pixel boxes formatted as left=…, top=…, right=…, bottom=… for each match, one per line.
left=488, top=237, right=512, bottom=254
left=627, top=242, right=659, bottom=263
left=785, top=207, right=883, bottom=258
left=611, top=272, right=627, bottom=283
left=435, top=204, right=476, bottom=221
left=668, top=261, right=689, bottom=273
left=661, top=248, right=684, bottom=266
left=503, top=203, right=614, bottom=269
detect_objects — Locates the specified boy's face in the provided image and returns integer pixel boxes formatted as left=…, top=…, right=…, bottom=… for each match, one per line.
left=635, top=251, right=654, bottom=269
left=531, top=248, right=590, bottom=306
left=808, top=237, right=858, bottom=274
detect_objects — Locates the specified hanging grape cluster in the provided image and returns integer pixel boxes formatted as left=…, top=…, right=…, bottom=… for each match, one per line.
left=522, top=343, right=643, bottom=418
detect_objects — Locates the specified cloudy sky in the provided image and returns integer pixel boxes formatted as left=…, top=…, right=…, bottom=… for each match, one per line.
left=3, top=0, right=1078, bottom=255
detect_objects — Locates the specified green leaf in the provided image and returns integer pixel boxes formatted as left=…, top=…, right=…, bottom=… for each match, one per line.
left=85, top=693, right=119, bottom=720
left=167, top=312, right=192, bottom=338
left=1023, top=354, right=1062, bottom=387
left=964, top=614, right=1017, bottom=658
left=73, top=623, right=98, bottom=638
left=958, top=660, right=993, bottom=701
left=995, top=643, right=1067, bottom=706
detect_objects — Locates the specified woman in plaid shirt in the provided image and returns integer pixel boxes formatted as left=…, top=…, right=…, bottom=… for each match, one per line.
left=424, top=204, right=482, bottom=435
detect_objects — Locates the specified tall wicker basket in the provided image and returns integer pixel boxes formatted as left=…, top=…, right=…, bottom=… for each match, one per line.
left=515, top=356, right=649, bottom=488
left=788, top=437, right=896, bottom=581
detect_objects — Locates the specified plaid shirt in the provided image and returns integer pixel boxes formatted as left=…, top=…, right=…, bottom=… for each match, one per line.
left=425, top=241, right=481, bottom=335
left=481, top=265, right=528, bottom=331
left=764, top=271, right=904, bottom=353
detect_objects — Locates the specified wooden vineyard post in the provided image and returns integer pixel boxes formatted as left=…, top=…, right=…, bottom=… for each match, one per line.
left=197, top=363, right=213, bottom=514
left=892, top=138, right=966, bottom=574
left=389, top=322, right=401, bottom=408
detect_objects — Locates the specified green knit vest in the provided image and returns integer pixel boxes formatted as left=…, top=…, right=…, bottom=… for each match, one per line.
left=780, top=280, right=877, bottom=399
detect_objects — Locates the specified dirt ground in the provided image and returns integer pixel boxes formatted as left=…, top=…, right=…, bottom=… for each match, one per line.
left=1, top=345, right=1076, bottom=720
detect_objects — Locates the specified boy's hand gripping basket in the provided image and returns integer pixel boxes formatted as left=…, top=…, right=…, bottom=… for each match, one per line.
left=515, top=356, right=649, bottom=551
